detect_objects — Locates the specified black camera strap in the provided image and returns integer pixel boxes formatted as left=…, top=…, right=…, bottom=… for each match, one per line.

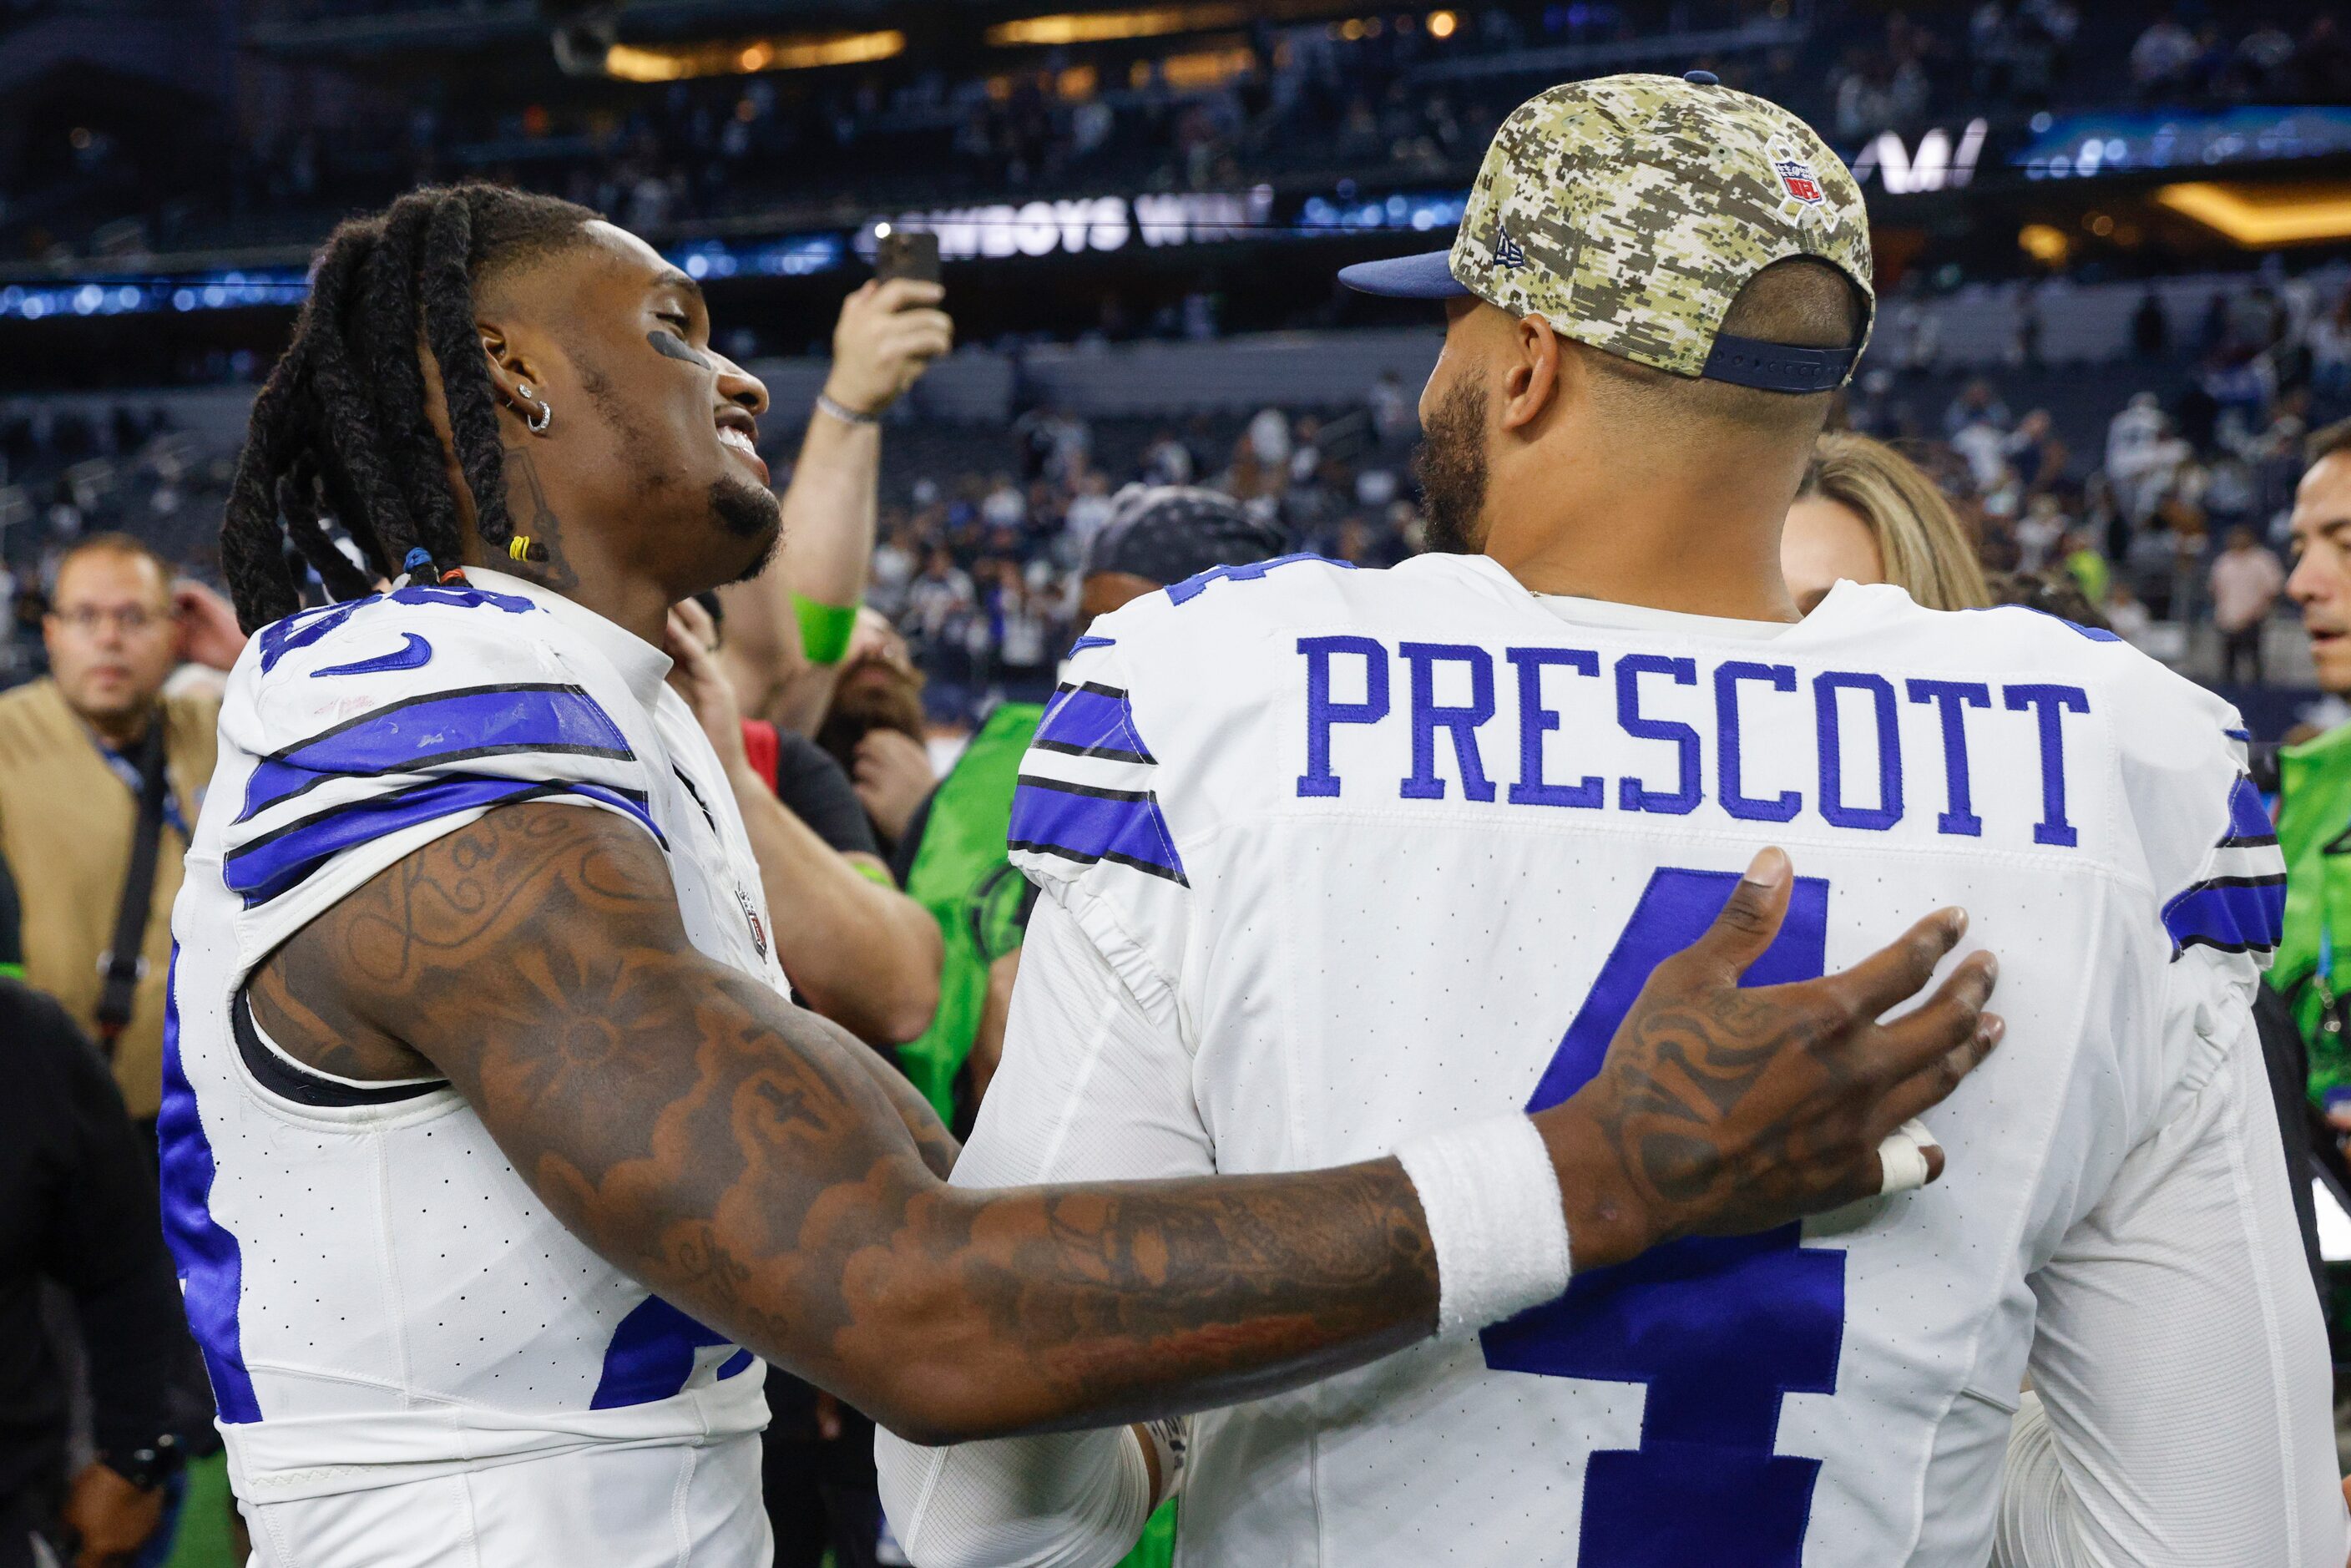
left=96, top=721, right=169, bottom=1056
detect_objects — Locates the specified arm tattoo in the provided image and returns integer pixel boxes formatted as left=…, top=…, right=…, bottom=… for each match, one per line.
left=256, top=803, right=1437, bottom=1441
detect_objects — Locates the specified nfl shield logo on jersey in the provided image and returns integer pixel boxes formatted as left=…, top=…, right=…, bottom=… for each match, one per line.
left=735, top=883, right=769, bottom=960
left=1772, top=153, right=1825, bottom=205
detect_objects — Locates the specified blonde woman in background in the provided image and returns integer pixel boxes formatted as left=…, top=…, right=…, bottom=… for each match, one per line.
left=1783, top=430, right=1995, bottom=612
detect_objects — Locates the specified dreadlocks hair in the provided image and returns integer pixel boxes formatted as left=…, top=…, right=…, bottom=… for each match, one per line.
left=221, top=183, right=602, bottom=631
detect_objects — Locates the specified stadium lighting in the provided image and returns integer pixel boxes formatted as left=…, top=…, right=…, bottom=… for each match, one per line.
left=603, top=29, right=903, bottom=82
left=1427, top=10, right=1459, bottom=38
left=2153, top=180, right=2351, bottom=247
left=2015, top=223, right=2070, bottom=266
left=988, top=4, right=1251, bottom=46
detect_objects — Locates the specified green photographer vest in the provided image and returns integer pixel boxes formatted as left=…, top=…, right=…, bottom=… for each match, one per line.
left=2273, top=723, right=2351, bottom=1108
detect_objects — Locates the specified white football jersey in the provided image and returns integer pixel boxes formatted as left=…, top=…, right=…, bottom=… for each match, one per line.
left=162, top=569, right=778, bottom=1542
left=959, top=552, right=2341, bottom=1566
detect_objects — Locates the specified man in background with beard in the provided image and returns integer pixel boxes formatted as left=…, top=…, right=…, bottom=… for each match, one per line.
left=812, top=608, right=937, bottom=862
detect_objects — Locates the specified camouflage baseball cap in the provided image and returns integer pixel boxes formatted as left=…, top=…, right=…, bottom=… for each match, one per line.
left=1338, top=72, right=1873, bottom=392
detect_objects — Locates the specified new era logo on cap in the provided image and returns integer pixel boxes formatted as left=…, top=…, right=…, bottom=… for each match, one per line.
left=1772, top=154, right=1824, bottom=206
left=1492, top=221, right=1528, bottom=269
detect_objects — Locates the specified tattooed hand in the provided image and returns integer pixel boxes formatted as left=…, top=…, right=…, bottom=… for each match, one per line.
left=1537, top=847, right=2003, bottom=1272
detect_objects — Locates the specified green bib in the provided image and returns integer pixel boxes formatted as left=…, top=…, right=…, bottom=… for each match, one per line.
left=2273, top=722, right=2351, bottom=1108
left=897, top=703, right=1044, bottom=1124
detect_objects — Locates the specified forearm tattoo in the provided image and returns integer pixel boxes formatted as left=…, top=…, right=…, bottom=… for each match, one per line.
left=257, top=804, right=1438, bottom=1439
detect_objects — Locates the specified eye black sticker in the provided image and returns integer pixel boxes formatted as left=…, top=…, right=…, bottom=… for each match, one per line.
left=648, top=330, right=714, bottom=370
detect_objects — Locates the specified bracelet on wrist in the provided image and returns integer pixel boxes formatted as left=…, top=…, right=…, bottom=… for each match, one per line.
left=814, top=392, right=881, bottom=427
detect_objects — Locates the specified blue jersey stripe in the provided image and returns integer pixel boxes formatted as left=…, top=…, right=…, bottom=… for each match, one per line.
left=1034, top=682, right=1155, bottom=763
left=1009, top=776, right=1187, bottom=883
left=155, top=953, right=262, bottom=1424
left=2219, top=773, right=2275, bottom=847
left=2162, top=875, right=2286, bottom=956
left=225, top=776, right=662, bottom=908
left=237, top=684, right=634, bottom=823
left=592, top=1296, right=741, bottom=1409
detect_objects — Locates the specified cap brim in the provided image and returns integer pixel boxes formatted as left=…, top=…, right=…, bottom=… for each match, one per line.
left=1336, top=250, right=1469, bottom=298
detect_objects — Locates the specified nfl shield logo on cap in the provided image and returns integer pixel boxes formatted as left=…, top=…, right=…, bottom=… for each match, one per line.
left=1772, top=151, right=1825, bottom=206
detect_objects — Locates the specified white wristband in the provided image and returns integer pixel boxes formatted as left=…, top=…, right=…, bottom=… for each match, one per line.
left=1394, top=1115, right=1572, bottom=1338
left=1138, top=1415, right=1191, bottom=1502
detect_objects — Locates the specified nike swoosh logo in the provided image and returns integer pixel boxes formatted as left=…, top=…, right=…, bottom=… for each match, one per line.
left=311, top=633, right=433, bottom=678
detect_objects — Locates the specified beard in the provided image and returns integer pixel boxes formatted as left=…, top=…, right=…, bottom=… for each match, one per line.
left=815, top=662, right=928, bottom=776
left=711, top=475, right=784, bottom=584
left=1412, top=376, right=1490, bottom=556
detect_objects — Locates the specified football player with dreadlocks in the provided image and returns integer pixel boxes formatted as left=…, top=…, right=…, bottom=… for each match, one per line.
left=164, top=184, right=1999, bottom=1564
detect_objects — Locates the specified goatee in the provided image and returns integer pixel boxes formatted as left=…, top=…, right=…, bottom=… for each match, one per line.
left=712, top=476, right=784, bottom=584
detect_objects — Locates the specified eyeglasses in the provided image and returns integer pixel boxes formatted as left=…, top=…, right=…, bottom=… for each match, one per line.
left=49, top=604, right=174, bottom=637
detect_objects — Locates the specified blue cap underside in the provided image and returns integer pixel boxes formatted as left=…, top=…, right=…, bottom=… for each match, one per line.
left=1336, top=250, right=1469, bottom=298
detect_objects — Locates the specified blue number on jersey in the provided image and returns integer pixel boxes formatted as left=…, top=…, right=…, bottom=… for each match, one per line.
left=1161, top=552, right=1348, bottom=606
left=1482, top=868, right=1845, bottom=1566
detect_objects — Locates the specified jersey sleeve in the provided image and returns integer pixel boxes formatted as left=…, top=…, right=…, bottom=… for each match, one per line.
left=1007, top=630, right=1194, bottom=1024
left=2001, top=970, right=2345, bottom=1565
left=2106, top=673, right=2288, bottom=1124
left=2120, top=680, right=2283, bottom=972
left=213, top=585, right=663, bottom=968
left=1995, top=676, right=2340, bottom=1564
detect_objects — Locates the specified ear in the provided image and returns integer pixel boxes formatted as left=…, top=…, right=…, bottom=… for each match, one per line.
left=1499, top=311, right=1563, bottom=432
left=475, top=319, right=549, bottom=436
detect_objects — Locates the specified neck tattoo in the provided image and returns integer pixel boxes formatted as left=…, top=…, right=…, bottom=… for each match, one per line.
left=500, top=445, right=581, bottom=591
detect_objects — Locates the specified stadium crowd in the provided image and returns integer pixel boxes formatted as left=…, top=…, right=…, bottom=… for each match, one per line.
left=15, top=0, right=2351, bottom=270
left=9, top=262, right=2348, bottom=726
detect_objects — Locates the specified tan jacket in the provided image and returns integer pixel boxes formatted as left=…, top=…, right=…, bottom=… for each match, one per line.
left=0, top=679, right=217, bottom=1119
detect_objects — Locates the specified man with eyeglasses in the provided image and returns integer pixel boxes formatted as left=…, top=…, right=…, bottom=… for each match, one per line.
left=0, top=533, right=228, bottom=1138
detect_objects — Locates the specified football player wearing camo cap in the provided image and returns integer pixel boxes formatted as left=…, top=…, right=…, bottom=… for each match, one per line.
left=876, top=75, right=2340, bottom=1567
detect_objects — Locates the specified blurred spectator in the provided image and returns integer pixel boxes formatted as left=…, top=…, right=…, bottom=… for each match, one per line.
left=2131, top=15, right=2198, bottom=98
left=885, top=485, right=1287, bottom=1150
left=2003, top=409, right=2069, bottom=493
left=0, top=537, right=226, bottom=1130
left=0, top=979, right=194, bottom=1568
left=1784, top=432, right=1993, bottom=613
left=716, top=278, right=953, bottom=738
left=2104, top=392, right=2171, bottom=521
left=2270, top=418, right=2351, bottom=1137
left=2209, top=524, right=2284, bottom=684
left=662, top=597, right=939, bottom=1568
left=1367, top=370, right=1415, bottom=448
left=2105, top=578, right=2153, bottom=645
left=816, top=609, right=937, bottom=860
left=670, top=597, right=938, bottom=1047
left=1941, top=377, right=2012, bottom=440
